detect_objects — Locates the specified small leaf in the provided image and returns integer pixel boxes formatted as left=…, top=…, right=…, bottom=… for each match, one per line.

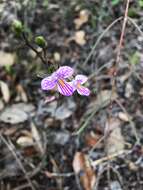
left=111, top=0, right=120, bottom=6
left=128, top=8, right=139, bottom=18
left=130, top=51, right=140, bottom=65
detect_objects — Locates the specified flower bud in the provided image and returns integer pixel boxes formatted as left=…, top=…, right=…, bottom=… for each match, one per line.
left=12, top=20, right=23, bottom=35
left=35, top=36, right=47, bottom=48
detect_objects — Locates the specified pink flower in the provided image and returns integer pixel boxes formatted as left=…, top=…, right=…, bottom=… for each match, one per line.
left=41, top=66, right=74, bottom=96
left=72, top=75, right=90, bottom=96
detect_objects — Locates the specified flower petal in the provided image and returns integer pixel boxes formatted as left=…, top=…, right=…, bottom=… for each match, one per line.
left=56, top=66, right=74, bottom=78
left=75, top=75, right=88, bottom=84
left=68, top=81, right=77, bottom=92
left=77, top=85, right=90, bottom=96
left=57, top=79, right=74, bottom=96
left=41, top=76, right=56, bottom=90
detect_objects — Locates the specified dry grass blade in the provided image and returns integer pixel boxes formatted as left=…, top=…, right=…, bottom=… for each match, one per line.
left=91, top=150, right=130, bottom=167
left=83, top=17, right=123, bottom=66
left=0, top=135, right=36, bottom=190
left=0, top=81, right=10, bottom=103
left=31, top=122, right=44, bottom=155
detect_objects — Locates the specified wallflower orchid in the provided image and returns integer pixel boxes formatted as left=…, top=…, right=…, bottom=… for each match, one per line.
left=41, top=66, right=74, bottom=96
left=72, top=75, right=90, bottom=96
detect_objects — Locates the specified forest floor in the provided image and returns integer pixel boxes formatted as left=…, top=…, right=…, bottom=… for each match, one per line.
left=0, top=0, right=143, bottom=190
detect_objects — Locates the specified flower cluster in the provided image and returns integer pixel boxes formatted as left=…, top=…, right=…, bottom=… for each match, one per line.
left=41, top=66, right=90, bottom=96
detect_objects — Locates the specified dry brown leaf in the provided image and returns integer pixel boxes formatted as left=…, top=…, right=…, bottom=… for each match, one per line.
left=22, top=146, right=38, bottom=157
left=73, top=152, right=96, bottom=190
left=85, top=132, right=102, bottom=148
left=0, top=51, right=15, bottom=67
left=107, top=66, right=117, bottom=77
left=16, top=84, right=28, bottom=102
left=74, top=30, right=86, bottom=46
left=105, top=118, right=125, bottom=155
left=128, top=161, right=138, bottom=171
left=0, top=80, right=10, bottom=103
left=74, top=9, right=89, bottom=29
left=31, top=122, right=44, bottom=154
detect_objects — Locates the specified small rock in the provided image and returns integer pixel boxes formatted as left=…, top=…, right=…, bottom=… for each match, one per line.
left=125, top=83, right=133, bottom=98
left=53, top=52, right=61, bottom=62
left=44, top=98, right=76, bottom=120
left=74, top=30, right=86, bottom=46
left=55, top=98, right=76, bottom=120
left=118, top=112, right=130, bottom=122
left=17, top=136, right=34, bottom=147
left=0, top=103, right=35, bottom=124
left=48, top=131, right=70, bottom=146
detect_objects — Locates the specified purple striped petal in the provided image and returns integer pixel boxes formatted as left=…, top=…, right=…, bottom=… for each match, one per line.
left=77, top=85, right=90, bottom=96
left=56, top=66, right=74, bottom=78
left=75, top=75, right=88, bottom=84
left=57, top=79, right=74, bottom=96
left=41, top=76, right=56, bottom=90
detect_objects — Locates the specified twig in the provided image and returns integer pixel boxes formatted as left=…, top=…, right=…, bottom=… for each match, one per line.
left=22, top=32, right=47, bottom=65
left=93, top=166, right=107, bottom=190
left=127, top=17, right=143, bottom=37
left=0, top=135, right=36, bottom=190
left=109, top=0, right=130, bottom=100
left=13, top=183, right=33, bottom=190
left=91, top=149, right=130, bottom=167
left=83, top=17, right=123, bottom=67
left=109, top=0, right=130, bottom=107
left=115, top=98, right=140, bottom=144
left=73, top=100, right=109, bottom=135
left=44, top=171, right=74, bottom=178
left=115, top=0, right=130, bottom=66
